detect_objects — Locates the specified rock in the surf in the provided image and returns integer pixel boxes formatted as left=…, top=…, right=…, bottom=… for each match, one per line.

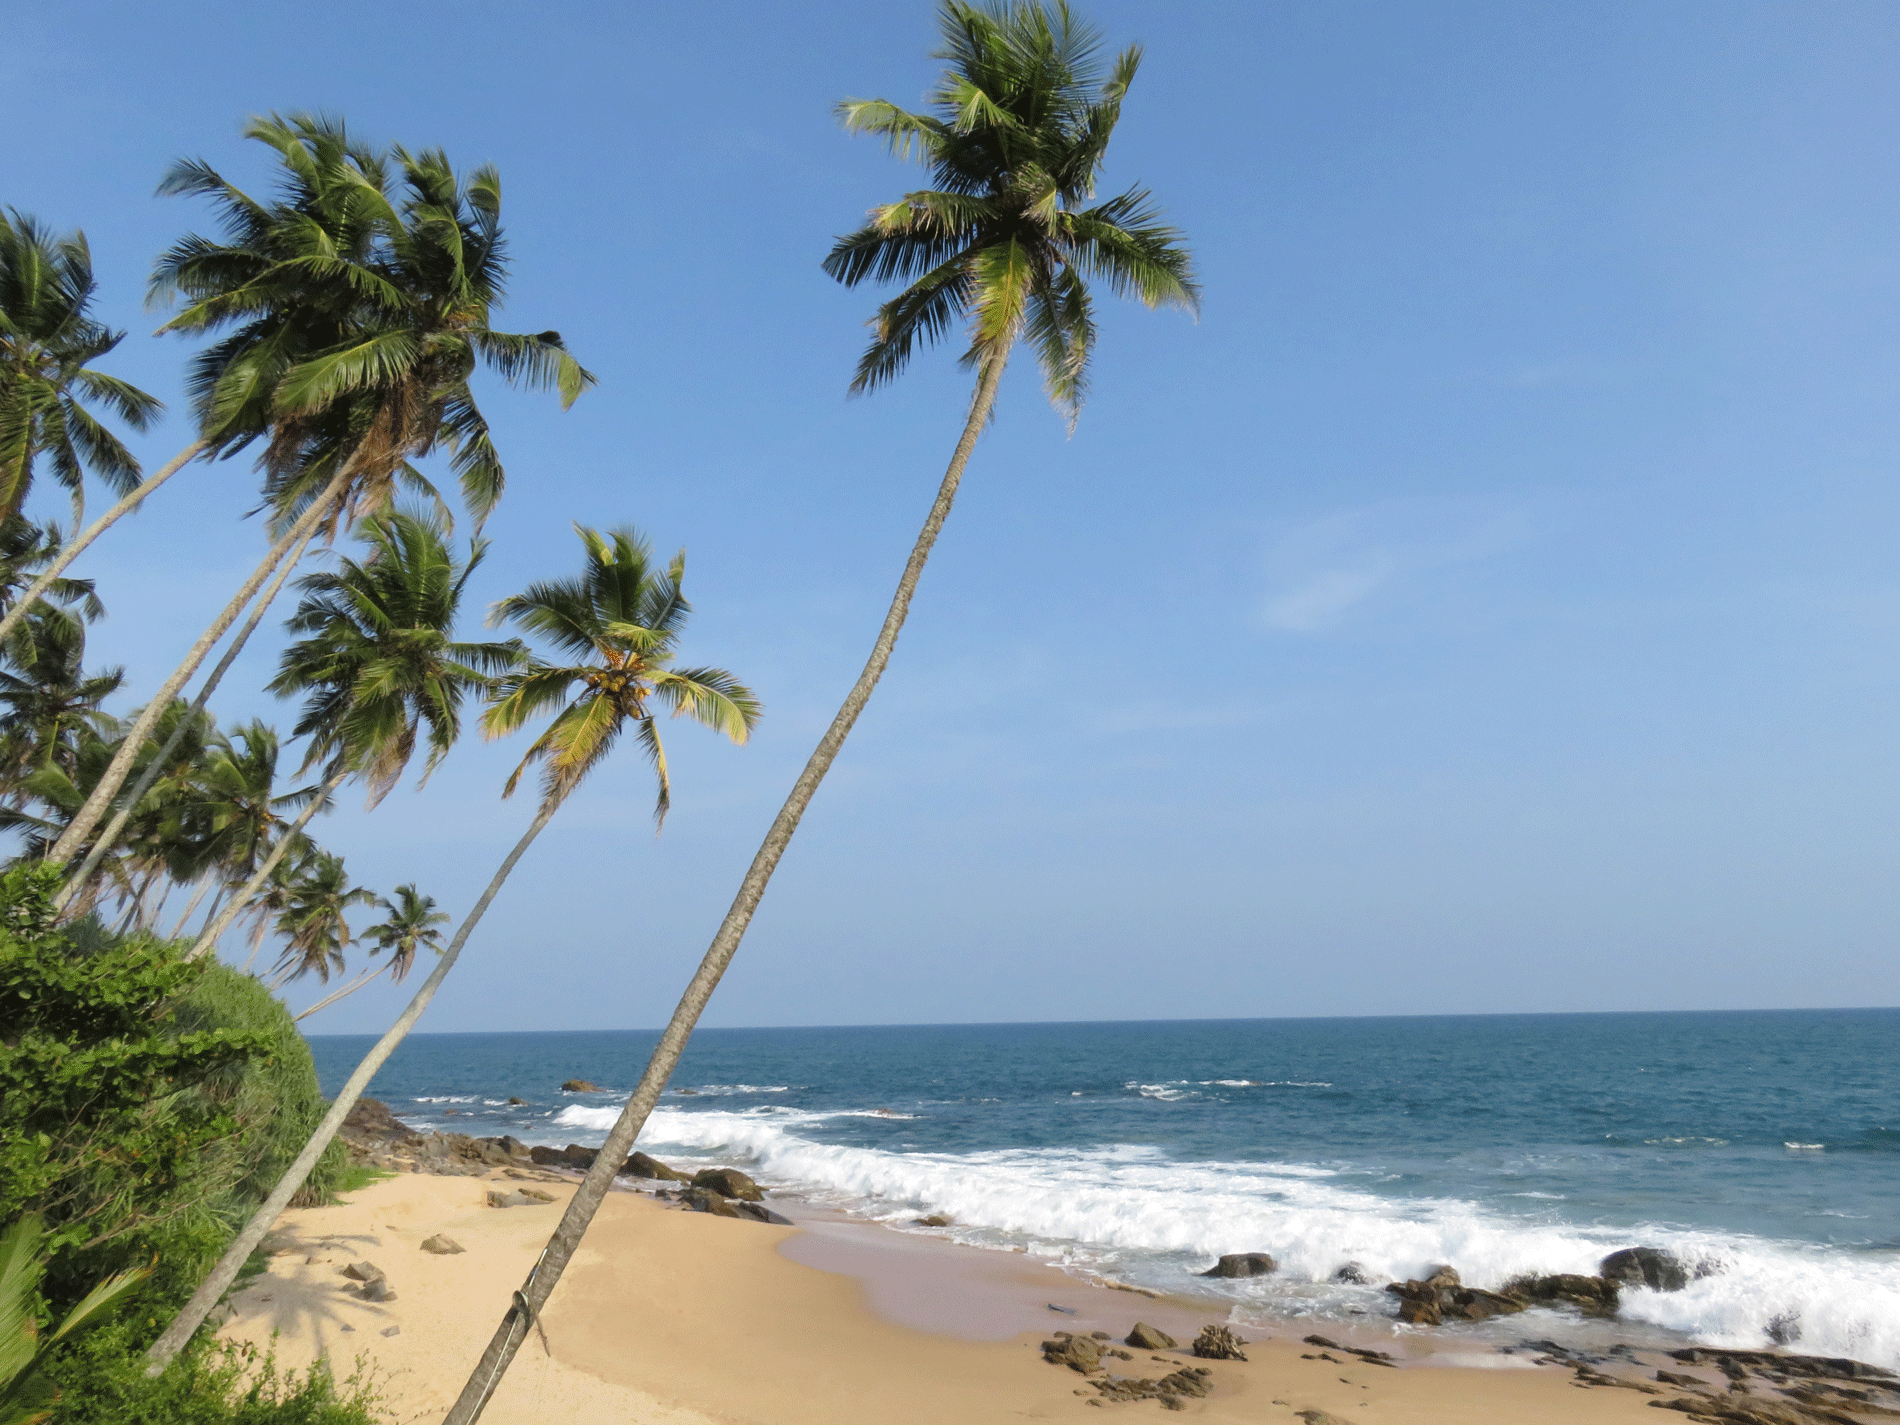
left=420, top=1235, right=464, bottom=1255
left=693, top=1166, right=764, bottom=1201
left=1200, top=1252, right=1275, bottom=1278
left=1127, top=1322, right=1177, bottom=1350
left=507, top=1096, right=526, bottom=1104
left=1500, top=1272, right=1619, bottom=1317
left=679, top=1186, right=741, bottom=1218
left=624, top=1150, right=690, bottom=1182
left=1331, top=1262, right=1371, bottom=1284
left=1042, top=1333, right=1104, bottom=1373
left=1422, top=1264, right=1460, bottom=1289
left=914, top=1213, right=953, bottom=1227
left=1600, top=1247, right=1689, bottom=1293
left=560, top=1079, right=600, bottom=1093
left=1190, top=1325, right=1249, bottom=1361
left=732, top=1201, right=794, bottom=1225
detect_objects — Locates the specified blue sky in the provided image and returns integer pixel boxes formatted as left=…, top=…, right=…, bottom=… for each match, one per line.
left=5, top=0, right=1899, bottom=1031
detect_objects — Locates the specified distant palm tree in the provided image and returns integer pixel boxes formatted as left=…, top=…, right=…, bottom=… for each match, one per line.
left=445, top=6, right=1196, bottom=1415
left=0, top=609, right=122, bottom=795
left=177, top=720, right=318, bottom=940
left=183, top=507, right=517, bottom=961
left=267, top=850, right=375, bottom=986
left=49, top=114, right=594, bottom=873
left=0, top=209, right=162, bottom=525
left=146, top=522, right=758, bottom=1373
left=294, top=882, right=447, bottom=1021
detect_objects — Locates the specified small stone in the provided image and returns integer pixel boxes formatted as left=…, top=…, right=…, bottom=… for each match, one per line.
left=518, top=1187, right=556, bottom=1203
left=420, top=1235, right=464, bottom=1255
left=1200, top=1252, right=1275, bottom=1278
left=1090, top=1331, right=1111, bottom=1340
left=1128, top=1323, right=1177, bottom=1351
left=913, top=1213, right=953, bottom=1227
left=342, top=1261, right=384, bottom=1283
left=381, top=1325, right=400, bottom=1337
left=361, top=1279, right=395, bottom=1302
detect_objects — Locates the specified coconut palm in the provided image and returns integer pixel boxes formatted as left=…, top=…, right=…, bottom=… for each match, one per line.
left=146, top=522, right=759, bottom=1373
left=293, top=882, right=446, bottom=1021
left=265, top=850, right=374, bottom=986
left=49, top=114, right=595, bottom=875
left=0, top=609, right=122, bottom=796
left=444, top=6, right=1195, bottom=1416
left=0, top=518, right=102, bottom=623
left=0, top=209, right=163, bottom=525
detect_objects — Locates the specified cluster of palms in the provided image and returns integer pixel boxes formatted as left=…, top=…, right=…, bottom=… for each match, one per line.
left=3, top=3, right=1195, bottom=1418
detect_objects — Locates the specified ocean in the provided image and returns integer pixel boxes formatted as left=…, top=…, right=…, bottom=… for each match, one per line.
left=308, top=1009, right=1900, bottom=1368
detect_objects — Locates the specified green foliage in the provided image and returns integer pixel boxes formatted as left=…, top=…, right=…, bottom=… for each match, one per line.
left=44, top=1326, right=378, bottom=1425
left=0, top=866, right=268, bottom=1274
left=0, top=1214, right=148, bottom=1425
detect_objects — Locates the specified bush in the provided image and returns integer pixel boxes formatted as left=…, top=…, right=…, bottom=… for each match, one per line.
left=47, top=1323, right=380, bottom=1425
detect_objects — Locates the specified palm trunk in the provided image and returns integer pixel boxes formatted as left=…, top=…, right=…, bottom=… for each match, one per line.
left=53, top=522, right=321, bottom=912
left=184, top=769, right=347, bottom=964
left=291, top=962, right=388, bottom=1021
left=47, top=463, right=354, bottom=867
left=441, top=354, right=1008, bottom=1425
left=144, top=796, right=564, bottom=1373
left=167, top=876, right=214, bottom=940
left=0, top=441, right=205, bottom=650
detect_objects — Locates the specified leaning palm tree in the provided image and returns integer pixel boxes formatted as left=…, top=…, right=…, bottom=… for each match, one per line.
left=293, top=882, right=446, bottom=1021
left=145, top=521, right=758, bottom=1372
left=47, top=114, right=594, bottom=874
left=266, top=850, right=374, bottom=986
left=0, top=209, right=163, bottom=524
left=443, top=5, right=1195, bottom=1417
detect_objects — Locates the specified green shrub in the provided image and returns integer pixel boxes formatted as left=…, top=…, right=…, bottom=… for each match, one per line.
left=47, top=1324, right=381, bottom=1425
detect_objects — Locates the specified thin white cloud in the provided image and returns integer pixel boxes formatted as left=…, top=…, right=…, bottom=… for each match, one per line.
left=1263, top=563, right=1395, bottom=631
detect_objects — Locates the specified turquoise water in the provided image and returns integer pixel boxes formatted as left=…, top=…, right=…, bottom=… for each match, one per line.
left=310, top=1009, right=1900, bottom=1365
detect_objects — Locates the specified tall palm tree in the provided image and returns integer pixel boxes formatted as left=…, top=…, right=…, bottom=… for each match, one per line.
left=444, top=6, right=1195, bottom=1417
left=266, top=850, right=374, bottom=985
left=145, top=522, right=759, bottom=1372
left=48, top=114, right=595, bottom=873
left=294, top=882, right=446, bottom=1021
left=0, top=209, right=163, bottom=524
left=173, top=720, right=316, bottom=939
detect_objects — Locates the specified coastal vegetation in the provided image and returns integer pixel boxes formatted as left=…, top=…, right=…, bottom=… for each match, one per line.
left=0, top=0, right=1187, bottom=1418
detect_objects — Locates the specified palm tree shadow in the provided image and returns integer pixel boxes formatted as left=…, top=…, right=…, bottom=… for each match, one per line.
left=222, top=1228, right=397, bottom=1355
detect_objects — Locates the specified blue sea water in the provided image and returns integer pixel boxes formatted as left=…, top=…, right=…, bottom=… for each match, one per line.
left=309, top=1009, right=1900, bottom=1366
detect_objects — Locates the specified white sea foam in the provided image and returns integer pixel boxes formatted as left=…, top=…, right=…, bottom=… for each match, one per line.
left=413, top=1095, right=480, bottom=1103
left=538, top=1102, right=1900, bottom=1369
left=677, top=1084, right=792, bottom=1097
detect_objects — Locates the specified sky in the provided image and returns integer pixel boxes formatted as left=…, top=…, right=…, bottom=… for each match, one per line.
left=4, top=0, right=1900, bottom=1032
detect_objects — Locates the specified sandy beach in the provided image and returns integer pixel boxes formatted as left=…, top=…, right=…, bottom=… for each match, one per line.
left=217, top=1170, right=1732, bottom=1425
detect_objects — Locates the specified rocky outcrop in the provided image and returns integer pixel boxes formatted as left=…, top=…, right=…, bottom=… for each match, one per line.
left=1600, top=1246, right=1689, bottom=1293
left=692, top=1167, right=763, bottom=1202
left=560, top=1079, right=601, bottom=1092
left=732, top=1201, right=794, bottom=1226
left=679, top=1186, right=742, bottom=1218
left=1087, top=1365, right=1212, bottom=1410
left=1385, top=1266, right=1531, bottom=1325
left=1501, top=1272, right=1620, bottom=1317
left=1200, top=1252, right=1275, bottom=1278
left=1042, top=1332, right=1104, bottom=1373
left=486, top=1189, right=551, bottom=1208
left=625, top=1151, right=690, bottom=1182
left=1190, top=1325, right=1248, bottom=1361
left=338, top=1099, right=421, bottom=1159
left=1126, top=1322, right=1176, bottom=1350
left=420, top=1235, right=464, bottom=1255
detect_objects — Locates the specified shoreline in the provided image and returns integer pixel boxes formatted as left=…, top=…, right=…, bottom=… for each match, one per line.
left=215, top=1168, right=1894, bottom=1425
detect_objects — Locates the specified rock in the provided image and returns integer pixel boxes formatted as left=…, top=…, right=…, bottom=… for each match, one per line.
left=1089, top=1331, right=1111, bottom=1341
left=486, top=1189, right=548, bottom=1208
left=1601, top=1247, right=1690, bottom=1293
left=337, top=1098, right=422, bottom=1160
left=1668, top=1348, right=1895, bottom=1382
left=1501, top=1273, right=1620, bottom=1317
left=1423, top=1264, right=1461, bottom=1290
left=1396, top=1294, right=1442, bottom=1326
left=420, top=1235, right=464, bottom=1255
left=361, top=1278, right=396, bottom=1302
left=560, top=1079, right=601, bottom=1093
left=692, top=1167, right=763, bottom=1202
left=1190, top=1325, right=1249, bottom=1361
left=1444, top=1287, right=1530, bottom=1322
left=1042, top=1334, right=1104, bottom=1373
left=507, top=1096, right=526, bottom=1105
left=732, top=1201, right=794, bottom=1226
left=623, top=1151, right=690, bottom=1182
left=913, top=1213, right=953, bottom=1227
left=1295, top=1412, right=1358, bottom=1425
left=1332, top=1262, right=1370, bottom=1284
left=342, top=1261, right=384, bottom=1283
left=1200, top=1252, right=1275, bottom=1279
left=517, top=1187, right=556, bottom=1203
left=380, top=1326, right=401, bottom=1337
left=1086, top=1366, right=1212, bottom=1406
left=1127, top=1322, right=1177, bottom=1351
left=679, top=1187, right=741, bottom=1218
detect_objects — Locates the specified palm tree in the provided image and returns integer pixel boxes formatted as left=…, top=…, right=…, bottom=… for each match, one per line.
left=0, top=209, right=163, bottom=524
left=48, top=113, right=595, bottom=874
left=0, top=608, right=122, bottom=796
left=443, top=6, right=1195, bottom=1417
left=266, top=850, right=374, bottom=986
left=294, top=882, right=446, bottom=1021
left=169, top=720, right=316, bottom=940
left=145, top=522, right=758, bottom=1373
left=0, top=517, right=103, bottom=623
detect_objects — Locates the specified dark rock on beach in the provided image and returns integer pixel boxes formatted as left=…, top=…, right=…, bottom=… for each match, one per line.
left=560, top=1079, right=601, bottom=1093
left=1042, top=1332, right=1104, bottom=1373
left=1190, top=1325, right=1249, bottom=1361
left=342, top=1260, right=384, bottom=1283
left=679, top=1186, right=742, bottom=1218
left=1502, top=1272, right=1620, bottom=1317
left=339, top=1099, right=421, bottom=1156
left=693, top=1167, right=763, bottom=1202
left=420, top=1235, right=464, bottom=1255
left=1200, top=1252, right=1275, bottom=1278
left=1600, top=1246, right=1690, bottom=1293
left=625, top=1151, right=690, bottom=1182
left=1126, top=1322, right=1176, bottom=1351
left=732, top=1200, right=794, bottom=1225
left=913, top=1213, right=953, bottom=1227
